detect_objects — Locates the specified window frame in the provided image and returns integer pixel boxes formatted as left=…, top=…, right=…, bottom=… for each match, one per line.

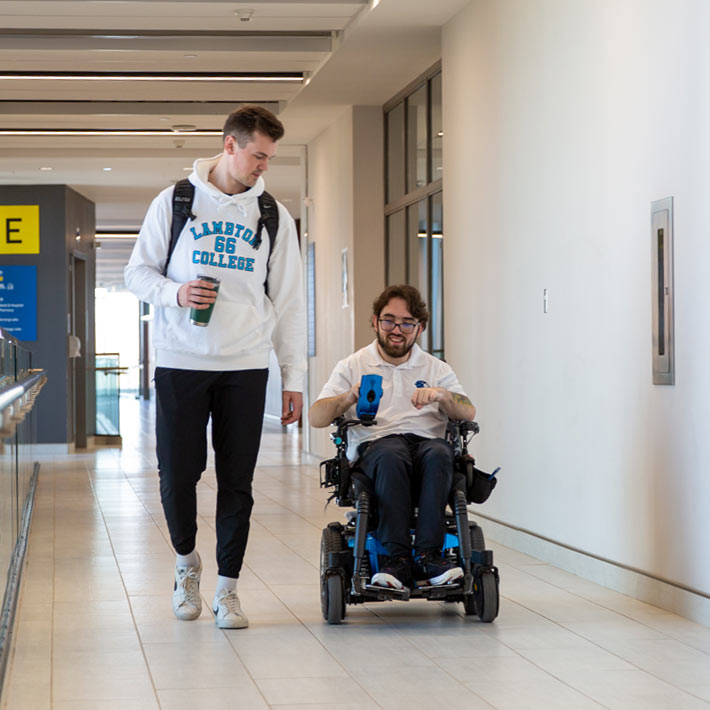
left=384, top=61, right=444, bottom=358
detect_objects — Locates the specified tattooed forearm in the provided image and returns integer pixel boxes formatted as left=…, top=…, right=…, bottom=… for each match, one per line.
left=451, top=393, right=473, bottom=407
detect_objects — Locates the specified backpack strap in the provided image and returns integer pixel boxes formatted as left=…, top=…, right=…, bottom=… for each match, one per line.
left=163, top=178, right=196, bottom=276
left=162, top=181, right=281, bottom=292
left=255, top=190, right=280, bottom=295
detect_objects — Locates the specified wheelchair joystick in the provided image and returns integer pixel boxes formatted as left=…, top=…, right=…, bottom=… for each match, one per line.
left=356, top=374, right=383, bottom=424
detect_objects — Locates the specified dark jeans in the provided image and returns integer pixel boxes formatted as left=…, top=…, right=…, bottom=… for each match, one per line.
left=154, top=367, right=268, bottom=578
left=357, top=434, right=454, bottom=557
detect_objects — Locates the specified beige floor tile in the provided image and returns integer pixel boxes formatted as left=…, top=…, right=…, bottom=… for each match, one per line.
left=554, top=668, right=710, bottom=710
left=52, top=649, right=155, bottom=702
left=2, top=659, right=51, bottom=710
left=52, top=701, right=159, bottom=710
left=351, top=666, right=494, bottom=709
left=142, top=640, right=252, bottom=689
left=255, top=676, right=376, bottom=706
left=157, top=687, right=269, bottom=709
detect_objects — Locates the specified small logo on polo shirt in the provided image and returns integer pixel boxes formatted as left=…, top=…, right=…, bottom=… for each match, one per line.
left=415, top=380, right=429, bottom=388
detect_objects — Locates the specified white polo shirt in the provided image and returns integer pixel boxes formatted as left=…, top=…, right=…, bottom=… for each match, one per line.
left=316, top=340, right=468, bottom=460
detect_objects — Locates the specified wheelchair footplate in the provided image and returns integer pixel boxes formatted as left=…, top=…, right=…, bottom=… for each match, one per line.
left=362, top=583, right=411, bottom=601
left=359, top=580, right=464, bottom=602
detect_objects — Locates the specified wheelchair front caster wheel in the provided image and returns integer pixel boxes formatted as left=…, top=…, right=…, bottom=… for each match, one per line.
left=474, top=570, right=499, bottom=622
left=325, top=575, right=345, bottom=625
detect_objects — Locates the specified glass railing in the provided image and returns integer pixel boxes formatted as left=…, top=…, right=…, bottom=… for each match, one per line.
left=95, top=352, right=124, bottom=438
left=0, top=329, right=46, bottom=697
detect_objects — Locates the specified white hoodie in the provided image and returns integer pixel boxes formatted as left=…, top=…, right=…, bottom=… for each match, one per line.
left=124, top=154, right=306, bottom=391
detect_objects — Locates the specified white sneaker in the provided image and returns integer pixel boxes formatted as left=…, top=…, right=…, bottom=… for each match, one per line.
left=212, top=589, right=249, bottom=629
left=172, top=554, right=202, bottom=621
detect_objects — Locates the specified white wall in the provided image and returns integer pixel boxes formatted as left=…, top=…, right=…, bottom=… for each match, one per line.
left=443, top=0, right=710, bottom=595
left=307, top=108, right=356, bottom=458
left=305, top=106, right=385, bottom=457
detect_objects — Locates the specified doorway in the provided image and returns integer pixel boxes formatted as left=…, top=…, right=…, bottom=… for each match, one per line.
left=70, top=252, right=88, bottom=448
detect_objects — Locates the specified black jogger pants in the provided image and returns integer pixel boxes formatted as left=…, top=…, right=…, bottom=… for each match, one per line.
left=358, top=434, right=454, bottom=558
left=154, top=367, right=268, bottom=578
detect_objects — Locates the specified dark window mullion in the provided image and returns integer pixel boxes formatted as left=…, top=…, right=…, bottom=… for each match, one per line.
left=426, top=76, right=432, bottom=186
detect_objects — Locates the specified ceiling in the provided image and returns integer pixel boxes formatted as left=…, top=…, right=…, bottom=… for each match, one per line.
left=0, top=0, right=470, bottom=287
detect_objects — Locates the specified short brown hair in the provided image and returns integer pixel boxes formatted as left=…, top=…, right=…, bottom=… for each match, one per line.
left=222, top=105, right=285, bottom=146
left=372, top=284, right=429, bottom=330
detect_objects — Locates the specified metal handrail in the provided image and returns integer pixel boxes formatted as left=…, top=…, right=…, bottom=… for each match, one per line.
left=0, top=369, right=47, bottom=438
left=0, top=327, right=22, bottom=347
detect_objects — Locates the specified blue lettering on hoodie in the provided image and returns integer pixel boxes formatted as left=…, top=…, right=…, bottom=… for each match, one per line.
left=191, top=221, right=249, bottom=240
left=192, top=250, right=256, bottom=273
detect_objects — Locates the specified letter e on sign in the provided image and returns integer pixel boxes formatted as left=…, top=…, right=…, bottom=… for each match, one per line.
left=0, top=206, right=40, bottom=254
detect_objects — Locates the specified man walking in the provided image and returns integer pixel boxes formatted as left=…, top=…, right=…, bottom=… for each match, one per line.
left=125, top=105, right=305, bottom=628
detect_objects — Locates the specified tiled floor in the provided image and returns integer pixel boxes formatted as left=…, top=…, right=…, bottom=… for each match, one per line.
left=3, top=397, right=710, bottom=709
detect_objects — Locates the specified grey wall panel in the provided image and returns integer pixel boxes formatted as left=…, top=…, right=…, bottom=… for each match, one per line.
left=0, top=185, right=95, bottom=444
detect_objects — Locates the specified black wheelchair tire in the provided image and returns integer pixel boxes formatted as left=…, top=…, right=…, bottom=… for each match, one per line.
left=320, top=526, right=345, bottom=622
left=326, top=575, right=345, bottom=625
left=469, top=522, right=485, bottom=551
left=475, top=570, right=499, bottom=622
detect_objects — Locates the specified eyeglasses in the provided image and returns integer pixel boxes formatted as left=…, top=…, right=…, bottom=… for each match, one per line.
left=378, top=318, right=419, bottom=334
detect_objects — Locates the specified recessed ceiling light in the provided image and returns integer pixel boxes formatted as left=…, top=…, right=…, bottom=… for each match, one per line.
left=183, top=54, right=197, bottom=59
left=0, top=72, right=302, bottom=83
left=103, top=167, right=112, bottom=171
left=183, top=167, right=192, bottom=171
left=171, top=124, right=197, bottom=132
left=0, top=129, right=221, bottom=137
left=39, top=166, right=53, bottom=171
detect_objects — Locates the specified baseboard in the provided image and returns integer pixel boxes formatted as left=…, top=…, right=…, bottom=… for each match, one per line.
left=473, top=510, right=710, bottom=628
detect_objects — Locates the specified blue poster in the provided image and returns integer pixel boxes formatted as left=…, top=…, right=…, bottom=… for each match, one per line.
left=0, top=265, right=37, bottom=341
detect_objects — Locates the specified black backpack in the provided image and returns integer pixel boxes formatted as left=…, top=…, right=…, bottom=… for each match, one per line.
left=162, top=178, right=280, bottom=291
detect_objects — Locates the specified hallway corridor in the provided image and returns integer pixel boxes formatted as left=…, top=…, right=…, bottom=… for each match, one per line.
left=2, top=398, right=709, bottom=709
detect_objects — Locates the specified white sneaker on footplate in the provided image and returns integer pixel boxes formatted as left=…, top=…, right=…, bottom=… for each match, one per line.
left=212, top=589, right=249, bottom=629
left=172, top=554, right=202, bottom=621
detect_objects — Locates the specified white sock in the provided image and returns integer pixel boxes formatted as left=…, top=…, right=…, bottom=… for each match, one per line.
left=176, top=550, right=199, bottom=568
left=216, top=575, right=237, bottom=595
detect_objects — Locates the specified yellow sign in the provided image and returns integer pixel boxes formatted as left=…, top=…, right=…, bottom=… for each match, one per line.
left=0, top=206, right=40, bottom=254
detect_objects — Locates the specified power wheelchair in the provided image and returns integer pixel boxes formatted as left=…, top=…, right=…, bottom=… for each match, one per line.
left=319, top=402, right=501, bottom=625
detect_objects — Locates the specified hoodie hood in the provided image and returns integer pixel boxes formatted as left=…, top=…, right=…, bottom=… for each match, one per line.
left=190, top=153, right=265, bottom=212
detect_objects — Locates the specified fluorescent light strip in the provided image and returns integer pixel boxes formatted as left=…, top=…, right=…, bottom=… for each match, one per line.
left=0, top=74, right=302, bottom=83
left=0, top=130, right=221, bottom=136
left=96, top=233, right=139, bottom=239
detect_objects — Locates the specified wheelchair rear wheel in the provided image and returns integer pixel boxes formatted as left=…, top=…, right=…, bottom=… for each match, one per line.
left=469, top=521, right=485, bottom=552
left=320, top=526, right=346, bottom=624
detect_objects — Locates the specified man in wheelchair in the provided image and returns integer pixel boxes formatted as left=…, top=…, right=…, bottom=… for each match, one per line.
left=309, top=284, right=476, bottom=593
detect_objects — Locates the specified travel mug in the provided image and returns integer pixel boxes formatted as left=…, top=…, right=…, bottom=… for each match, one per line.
left=189, top=275, right=221, bottom=326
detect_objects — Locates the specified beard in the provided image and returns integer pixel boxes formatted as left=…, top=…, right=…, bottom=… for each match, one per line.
left=376, top=330, right=415, bottom=359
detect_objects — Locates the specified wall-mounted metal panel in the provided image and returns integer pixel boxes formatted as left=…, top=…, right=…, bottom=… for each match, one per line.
left=651, top=197, right=674, bottom=385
